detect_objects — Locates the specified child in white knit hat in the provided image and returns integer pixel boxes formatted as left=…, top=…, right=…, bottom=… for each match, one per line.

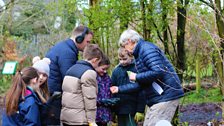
left=33, top=56, right=61, bottom=126
left=32, top=56, right=51, bottom=103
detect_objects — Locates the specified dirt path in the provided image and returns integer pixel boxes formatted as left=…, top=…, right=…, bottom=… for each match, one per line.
left=179, top=103, right=223, bottom=126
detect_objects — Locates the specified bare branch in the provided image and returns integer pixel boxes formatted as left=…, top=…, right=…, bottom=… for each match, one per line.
left=152, top=21, right=164, bottom=43
left=198, top=0, right=214, bottom=9
left=168, top=25, right=178, bottom=59
left=14, top=8, right=44, bottom=29
left=0, top=0, right=19, bottom=13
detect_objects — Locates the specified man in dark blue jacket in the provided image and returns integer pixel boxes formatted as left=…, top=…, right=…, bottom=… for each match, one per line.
left=110, top=29, right=184, bottom=126
left=45, top=25, right=93, bottom=125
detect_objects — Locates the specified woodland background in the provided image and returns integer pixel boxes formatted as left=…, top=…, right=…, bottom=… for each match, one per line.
left=0, top=0, right=224, bottom=125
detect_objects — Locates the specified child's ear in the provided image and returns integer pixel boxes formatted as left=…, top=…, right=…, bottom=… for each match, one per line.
left=92, top=58, right=100, bottom=63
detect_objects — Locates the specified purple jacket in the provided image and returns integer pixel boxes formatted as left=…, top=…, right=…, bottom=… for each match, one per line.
left=96, top=74, right=112, bottom=123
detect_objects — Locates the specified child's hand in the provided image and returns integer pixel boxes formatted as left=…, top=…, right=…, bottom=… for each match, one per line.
left=110, top=86, right=118, bottom=94
left=89, top=122, right=98, bottom=126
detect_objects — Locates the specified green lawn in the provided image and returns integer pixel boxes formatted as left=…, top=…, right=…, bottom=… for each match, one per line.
left=181, top=88, right=223, bottom=105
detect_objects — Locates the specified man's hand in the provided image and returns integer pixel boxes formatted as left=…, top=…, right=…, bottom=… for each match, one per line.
left=110, top=86, right=119, bottom=94
left=134, top=112, right=144, bottom=122
left=127, top=71, right=136, bottom=81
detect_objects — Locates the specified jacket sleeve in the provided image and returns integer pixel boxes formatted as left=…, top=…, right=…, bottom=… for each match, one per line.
left=118, top=83, right=141, bottom=93
left=136, top=47, right=165, bottom=84
left=21, top=97, right=40, bottom=126
left=81, top=70, right=97, bottom=123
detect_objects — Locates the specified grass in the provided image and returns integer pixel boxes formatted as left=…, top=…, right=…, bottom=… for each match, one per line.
left=181, top=88, right=223, bottom=105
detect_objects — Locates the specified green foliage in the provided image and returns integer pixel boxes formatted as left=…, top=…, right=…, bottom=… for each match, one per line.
left=181, top=122, right=189, bottom=126
left=0, top=0, right=223, bottom=90
left=0, top=75, right=12, bottom=95
left=184, top=63, right=213, bottom=78
left=11, top=0, right=48, bottom=36
left=181, top=88, right=222, bottom=104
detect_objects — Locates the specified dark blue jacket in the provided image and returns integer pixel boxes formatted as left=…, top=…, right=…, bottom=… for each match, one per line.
left=111, top=62, right=145, bottom=115
left=119, top=39, right=184, bottom=107
left=46, top=38, right=78, bottom=93
left=2, top=87, right=42, bottom=126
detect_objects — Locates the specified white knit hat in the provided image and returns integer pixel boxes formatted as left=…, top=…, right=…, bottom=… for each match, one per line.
left=32, top=56, right=51, bottom=76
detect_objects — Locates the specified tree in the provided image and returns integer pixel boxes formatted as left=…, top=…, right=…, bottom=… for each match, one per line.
left=176, top=0, right=189, bottom=81
left=198, top=0, right=224, bottom=118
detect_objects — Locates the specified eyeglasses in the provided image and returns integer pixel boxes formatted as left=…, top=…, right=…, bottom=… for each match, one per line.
left=120, top=41, right=128, bottom=47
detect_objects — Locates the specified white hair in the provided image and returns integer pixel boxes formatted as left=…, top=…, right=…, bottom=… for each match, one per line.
left=118, top=29, right=142, bottom=46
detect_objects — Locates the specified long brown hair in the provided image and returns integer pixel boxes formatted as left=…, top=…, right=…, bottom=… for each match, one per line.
left=5, top=67, right=39, bottom=115
left=39, top=76, right=49, bottom=100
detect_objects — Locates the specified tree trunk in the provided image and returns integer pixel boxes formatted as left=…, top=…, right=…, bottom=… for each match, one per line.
left=88, top=0, right=97, bottom=33
left=214, top=0, right=224, bottom=118
left=199, top=0, right=224, bottom=119
left=161, top=0, right=169, bottom=55
left=196, top=55, right=201, bottom=93
left=176, top=0, right=189, bottom=82
left=140, top=0, right=147, bottom=39
left=119, top=0, right=130, bottom=33
left=145, top=0, right=155, bottom=40
left=215, top=0, right=224, bottom=95
left=89, top=0, right=97, bottom=7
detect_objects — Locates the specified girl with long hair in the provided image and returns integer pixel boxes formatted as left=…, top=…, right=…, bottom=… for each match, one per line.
left=2, top=66, right=42, bottom=126
left=32, top=56, right=50, bottom=103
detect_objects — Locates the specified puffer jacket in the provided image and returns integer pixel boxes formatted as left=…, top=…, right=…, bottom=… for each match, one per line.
left=45, top=38, right=78, bottom=93
left=111, top=61, right=145, bottom=115
left=60, top=60, right=98, bottom=125
left=2, top=87, right=42, bottom=126
left=119, top=39, right=184, bottom=107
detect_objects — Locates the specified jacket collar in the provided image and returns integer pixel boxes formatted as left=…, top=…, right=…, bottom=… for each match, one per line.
left=133, top=39, right=144, bottom=58
left=21, top=87, right=42, bottom=104
left=66, top=38, right=78, bottom=55
left=77, top=60, right=95, bottom=70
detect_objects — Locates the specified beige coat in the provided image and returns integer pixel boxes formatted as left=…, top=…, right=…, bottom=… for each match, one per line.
left=60, top=70, right=98, bottom=125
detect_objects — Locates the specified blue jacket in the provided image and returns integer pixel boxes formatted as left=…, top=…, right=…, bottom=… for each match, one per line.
left=119, top=39, right=184, bottom=107
left=2, top=87, right=42, bottom=126
left=111, top=61, right=145, bottom=115
left=46, top=38, right=78, bottom=93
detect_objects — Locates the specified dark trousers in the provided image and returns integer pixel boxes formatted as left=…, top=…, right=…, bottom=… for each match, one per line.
left=118, top=114, right=137, bottom=126
left=46, top=97, right=61, bottom=125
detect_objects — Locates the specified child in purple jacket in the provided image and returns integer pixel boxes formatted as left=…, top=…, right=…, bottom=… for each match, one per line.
left=95, top=54, right=119, bottom=126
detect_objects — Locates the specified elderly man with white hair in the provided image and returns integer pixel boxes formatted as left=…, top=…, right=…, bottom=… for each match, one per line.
left=110, top=29, right=184, bottom=126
